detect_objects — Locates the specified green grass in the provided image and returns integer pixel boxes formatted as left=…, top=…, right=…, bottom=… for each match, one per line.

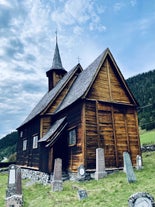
left=1, top=151, right=155, bottom=207
left=140, top=129, right=155, bottom=145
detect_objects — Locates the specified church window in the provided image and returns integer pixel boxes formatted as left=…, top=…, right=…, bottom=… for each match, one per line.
left=33, top=135, right=38, bottom=149
left=23, top=140, right=27, bottom=151
left=68, top=128, right=77, bottom=146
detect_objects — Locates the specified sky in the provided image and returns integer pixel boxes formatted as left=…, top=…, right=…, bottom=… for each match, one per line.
left=0, top=0, right=155, bottom=138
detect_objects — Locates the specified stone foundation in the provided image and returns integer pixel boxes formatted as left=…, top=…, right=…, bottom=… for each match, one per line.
left=21, top=169, right=49, bottom=185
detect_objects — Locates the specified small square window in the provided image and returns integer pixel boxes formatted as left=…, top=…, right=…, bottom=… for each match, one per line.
left=23, top=140, right=27, bottom=151
left=68, top=129, right=76, bottom=146
left=33, top=135, right=38, bottom=149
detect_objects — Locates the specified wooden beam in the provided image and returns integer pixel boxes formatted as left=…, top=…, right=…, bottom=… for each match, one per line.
left=96, top=100, right=101, bottom=148
left=107, top=59, right=113, bottom=101
left=111, top=105, right=118, bottom=167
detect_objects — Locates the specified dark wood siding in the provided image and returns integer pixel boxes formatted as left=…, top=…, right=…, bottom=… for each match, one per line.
left=53, top=101, right=84, bottom=172
left=16, top=117, right=40, bottom=169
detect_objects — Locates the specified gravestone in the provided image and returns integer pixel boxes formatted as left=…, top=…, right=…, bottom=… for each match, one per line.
left=95, top=148, right=107, bottom=180
left=77, top=189, right=88, bottom=200
left=136, top=155, right=142, bottom=170
left=77, top=164, right=86, bottom=180
left=6, top=165, right=23, bottom=207
left=123, top=152, right=136, bottom=183
left=128, top=192, right=155, bottom=207
left=51, top=158, right=63, bottom=192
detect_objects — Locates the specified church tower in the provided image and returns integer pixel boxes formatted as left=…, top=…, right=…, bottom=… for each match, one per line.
left=46, top=34, right=67, bottom=91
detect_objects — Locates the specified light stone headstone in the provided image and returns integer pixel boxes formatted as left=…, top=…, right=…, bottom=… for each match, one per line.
left=123, top=152, right=136, bottom=183
left=77, top=164, right=86, bottom=180
left=128, top=192, right=155, bottom=207
left=136, top=155, right=142, bottom=170
left=94, top=148, right=107, bottom=180
left=6, top=165, right=23, bottom=207
left=51, top=158, right=63, bottom=192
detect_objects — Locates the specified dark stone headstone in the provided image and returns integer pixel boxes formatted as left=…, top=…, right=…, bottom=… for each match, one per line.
left=95, top=148, right=107, bottom=180
left=77, top=189, right=88, bottom=200
left=128, top=192, right=155, bottom=207
left=6, top=165, right=23, bottom=207
left=123, top=152, right=136, bottom=183
left=51, top=158, right=63, bottom=192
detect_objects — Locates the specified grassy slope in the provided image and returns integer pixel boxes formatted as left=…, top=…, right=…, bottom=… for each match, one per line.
left=140, top=129, right=155, bottom=145
left=1, top=151, right=155, bottom=207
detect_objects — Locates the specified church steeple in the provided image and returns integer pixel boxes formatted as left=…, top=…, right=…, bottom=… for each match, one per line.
left=46, top=33, right=67, bottom=91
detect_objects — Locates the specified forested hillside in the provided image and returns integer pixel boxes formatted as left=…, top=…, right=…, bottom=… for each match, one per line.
left=0, top=131, right=18, bottom=162
left=127, top=69, right=155, bottom=130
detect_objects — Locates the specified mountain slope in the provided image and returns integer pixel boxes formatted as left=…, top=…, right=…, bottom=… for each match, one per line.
left=127, top=69, right=155, bottom=130
left=0, top=131, right=18, bottom=162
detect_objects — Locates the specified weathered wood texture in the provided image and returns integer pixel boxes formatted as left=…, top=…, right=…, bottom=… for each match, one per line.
left=40, top=75, right=78, bottom=137
left=87, top=57, right=131, bottom=104
left=16, top=117, right=40, bottom=169
left=40, top=102, right=84, bottom=173
left=56, top=102, right=84, bottom=172
left=84, top=57, right=140, bottom=169
left=85, top=100, right=140, bottom=169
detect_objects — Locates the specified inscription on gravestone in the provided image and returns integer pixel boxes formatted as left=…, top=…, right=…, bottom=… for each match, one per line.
left=51, top=158, right=63, bottom=192
left=95, top=148, right=107, bottom=180
left=9, top=168, right=15, bottom=184
left=123, top=152, right=136, bottom=183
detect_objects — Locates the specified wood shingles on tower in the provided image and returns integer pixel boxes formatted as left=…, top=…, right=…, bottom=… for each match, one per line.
left=16, top=45, right=141, bottom=174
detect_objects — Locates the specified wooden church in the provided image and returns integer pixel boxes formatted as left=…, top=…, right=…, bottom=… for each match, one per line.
left=16, top=39, right=141, bottom=174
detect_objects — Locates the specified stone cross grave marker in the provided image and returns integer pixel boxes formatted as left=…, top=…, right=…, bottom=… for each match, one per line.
left=128, top=192, right=155, bottom=207
left=6, top=164, right=23, bottom=207
left=123, top=152, right=136, bottom=183
left=51, top=158, right=63, bottom=192
left=95, top=148, right=107, bottom=180
left=136, top=155, right=142, bottom=170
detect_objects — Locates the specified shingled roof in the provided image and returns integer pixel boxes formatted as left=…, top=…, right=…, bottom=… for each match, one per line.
left=18, top=64, right=83, bottom=128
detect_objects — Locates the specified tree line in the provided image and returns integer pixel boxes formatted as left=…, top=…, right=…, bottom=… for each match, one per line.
left=127, top=69, right=155, bottom=130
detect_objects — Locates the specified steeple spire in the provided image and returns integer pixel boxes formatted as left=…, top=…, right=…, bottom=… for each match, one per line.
left=46, top=32, right=67, bottom=91
left=51, top=31, right=64, bottom=70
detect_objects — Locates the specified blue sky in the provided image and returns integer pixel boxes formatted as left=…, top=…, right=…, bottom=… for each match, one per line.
left=0, top=0, right=155, bottom=138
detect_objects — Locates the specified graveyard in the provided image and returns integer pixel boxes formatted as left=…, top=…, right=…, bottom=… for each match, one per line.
left=0, top=151, right=155, bottom=207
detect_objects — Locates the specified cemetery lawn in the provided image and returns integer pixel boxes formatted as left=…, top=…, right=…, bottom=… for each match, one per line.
left=0, top=151, right=155, bottom=207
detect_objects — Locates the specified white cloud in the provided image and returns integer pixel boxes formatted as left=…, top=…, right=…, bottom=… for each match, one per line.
left=0, top=0, right=12, bottom=7
left=51, top=0, right=106, bottom=33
